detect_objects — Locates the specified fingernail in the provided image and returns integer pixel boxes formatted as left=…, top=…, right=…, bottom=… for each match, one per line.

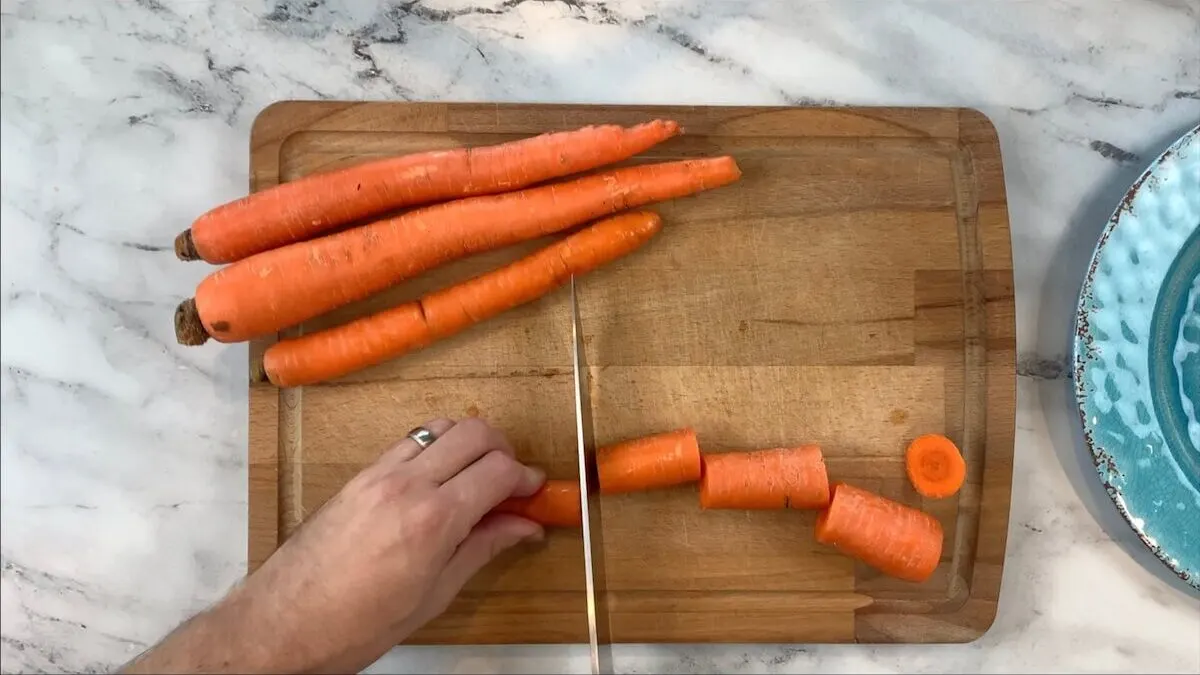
left=524, top=465, right=546, bottom=487
left=524, top=526, right=545, bottom=543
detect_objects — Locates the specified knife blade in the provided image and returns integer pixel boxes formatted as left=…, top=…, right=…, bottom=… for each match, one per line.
left=569, top=276, right=613, bottom=674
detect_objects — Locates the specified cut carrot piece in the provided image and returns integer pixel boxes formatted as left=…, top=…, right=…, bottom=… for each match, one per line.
left=178, top=156, right=741, bottom=346
left=492, top=480, right=581, bottom=528
left=815, top=482, right=943, bottom=583
left=905, top=433, right=966, bottom=499
left=597, top=428, right=701, bottom=494
left=259, top=211, right=662, bottom=387
left=699, top=446, right=830, bottom=510
left=177, top=120, right=683, bottom=264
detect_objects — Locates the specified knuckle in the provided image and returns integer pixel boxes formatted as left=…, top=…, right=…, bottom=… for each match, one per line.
left=407, top=499, right=445, bottom=537
left=363, top=472, right=405, bottom=505
left=353, top=461, right=416, bottom=501
left=453, top=417, right=493, bottom=448
left=488, top=535, right=509, bottom=561
left=346, top=465, right=387, bottom=497
left=460, top=415, right=488, bottom=431
left=487, top=426, right=515, bottom=456
left=482, top=449, right=522, bottom=482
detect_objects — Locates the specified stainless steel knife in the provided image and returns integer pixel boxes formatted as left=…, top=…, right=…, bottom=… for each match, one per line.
left=569, top=276, right=613, bottom=675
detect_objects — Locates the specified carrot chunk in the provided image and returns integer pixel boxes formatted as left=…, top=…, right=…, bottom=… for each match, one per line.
left=815, top=482, right=943, bottom=583
left=905, top=433, right=966, bottom=499
left=597, top=428, right=701, bottom=494
left=699, top=446, right=830, bottom=510
left=493, top=480, right=582, bottom=528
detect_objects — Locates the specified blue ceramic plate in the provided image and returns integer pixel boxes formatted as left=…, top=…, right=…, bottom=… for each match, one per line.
left=1074, top=123, right=1200, bottom=590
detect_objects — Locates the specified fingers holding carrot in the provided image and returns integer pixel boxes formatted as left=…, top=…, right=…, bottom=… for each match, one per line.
left=492, top=480, right=582, bottom=528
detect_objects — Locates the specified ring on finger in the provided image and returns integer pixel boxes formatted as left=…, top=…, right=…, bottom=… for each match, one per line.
left=379, top=418, right=455, bottom=466
left=406, top=425, right=439, bottom=450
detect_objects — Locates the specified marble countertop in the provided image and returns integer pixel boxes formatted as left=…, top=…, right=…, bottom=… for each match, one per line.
left=2, top=0, right=1199, bottom=672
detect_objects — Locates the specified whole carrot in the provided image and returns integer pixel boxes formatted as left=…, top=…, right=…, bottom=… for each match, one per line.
left=492, top=480, right=582, bottom=528
left=176, top=120, right=683, bottom=264
left=699, top=445, right=830, bottom=510
left=176, top=156, right=741, bottom=346
left=814, top=482, right=943, bottom=583
left=597, top=428, right=701, bottom=494
left=258, top=211, right=663, bottom=387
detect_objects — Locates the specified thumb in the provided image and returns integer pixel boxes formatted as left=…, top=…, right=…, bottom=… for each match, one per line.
left=419, top=514, right=543, bottom=623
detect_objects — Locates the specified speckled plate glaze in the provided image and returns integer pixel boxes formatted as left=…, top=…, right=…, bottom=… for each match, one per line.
left=1074, top=123, right=1200, bottom=590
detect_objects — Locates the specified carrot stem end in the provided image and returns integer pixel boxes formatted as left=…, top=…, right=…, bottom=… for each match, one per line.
left=174, top=229, right=200, bottom=261
left=174, top=298, right=210, bottom=346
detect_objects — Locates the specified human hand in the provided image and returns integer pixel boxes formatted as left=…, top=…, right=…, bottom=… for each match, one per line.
left=124, top=417, right=546, bottom=674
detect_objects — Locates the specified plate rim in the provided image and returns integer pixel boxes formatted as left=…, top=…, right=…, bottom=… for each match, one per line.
left=1072, top=122, right=1200, bottom=590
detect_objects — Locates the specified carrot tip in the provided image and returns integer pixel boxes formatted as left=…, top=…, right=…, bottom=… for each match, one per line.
left=174, top=229, right=199, bottom=261
left=174, top=298, right=210, bottom=346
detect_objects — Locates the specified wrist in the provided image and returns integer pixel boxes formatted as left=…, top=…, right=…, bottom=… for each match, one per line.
left=123, top=584, right=328, bottom=675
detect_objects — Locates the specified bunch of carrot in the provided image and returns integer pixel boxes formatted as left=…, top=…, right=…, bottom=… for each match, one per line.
left=172, top=120, right=743, bottom=386
left=175, top=115, right=972, bottom=585
left=497, top=429, right=967, bottom=584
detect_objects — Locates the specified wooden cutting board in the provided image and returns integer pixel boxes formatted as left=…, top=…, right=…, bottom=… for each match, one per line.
left=246, top=102, right=1015, bottom=645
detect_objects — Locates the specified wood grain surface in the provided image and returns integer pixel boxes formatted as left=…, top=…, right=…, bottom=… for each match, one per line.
left=246, top=102, right=1016, bottom=645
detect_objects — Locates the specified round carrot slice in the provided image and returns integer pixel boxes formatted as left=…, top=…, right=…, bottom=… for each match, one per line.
left=905, top=433, right=966, bottom=499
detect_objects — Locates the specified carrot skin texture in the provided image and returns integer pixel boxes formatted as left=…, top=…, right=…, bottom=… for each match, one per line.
left=261, top=211, right=663, bottom=387
left=183, top=120, right=683, bottom=264
left=190, top=156, right=741, bottom=345
left=699, top=446, right=830, bottom=510
left=597, top=428, right=701, bottom=494
left=815, top=482, right=943, bottom=583
left=492, top=480, right=582, bottom=528
left=905, top=433, right=966, bottom=499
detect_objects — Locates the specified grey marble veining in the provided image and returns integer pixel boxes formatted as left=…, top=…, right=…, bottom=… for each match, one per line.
left=2, top=0, right=1199, bottom=672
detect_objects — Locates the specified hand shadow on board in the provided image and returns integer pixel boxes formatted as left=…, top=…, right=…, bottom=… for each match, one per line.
left=1038, top=119, right=1200, bottom=598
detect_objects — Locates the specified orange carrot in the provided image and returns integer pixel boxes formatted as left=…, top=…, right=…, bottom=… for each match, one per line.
left=699, top=446, right=830, bottom=510
left=176, top=156, right=741, bottom=346
left=597, top=428, right=701, bottom=494
left=492, top=480, right=582, bottom=528
left=258, top=211, right=663, bottom=387
left=815, top=482, right=943, bottom=583
left=176, top=120, right=683, bottom=264
left=905, top=434, right=966, bottom=499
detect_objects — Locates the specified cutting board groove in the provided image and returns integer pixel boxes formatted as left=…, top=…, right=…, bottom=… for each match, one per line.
left=247, top=102, right=1015, bottom=644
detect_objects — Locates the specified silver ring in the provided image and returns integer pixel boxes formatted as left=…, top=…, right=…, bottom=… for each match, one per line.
left=406, top=426, right=438, bottom=450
